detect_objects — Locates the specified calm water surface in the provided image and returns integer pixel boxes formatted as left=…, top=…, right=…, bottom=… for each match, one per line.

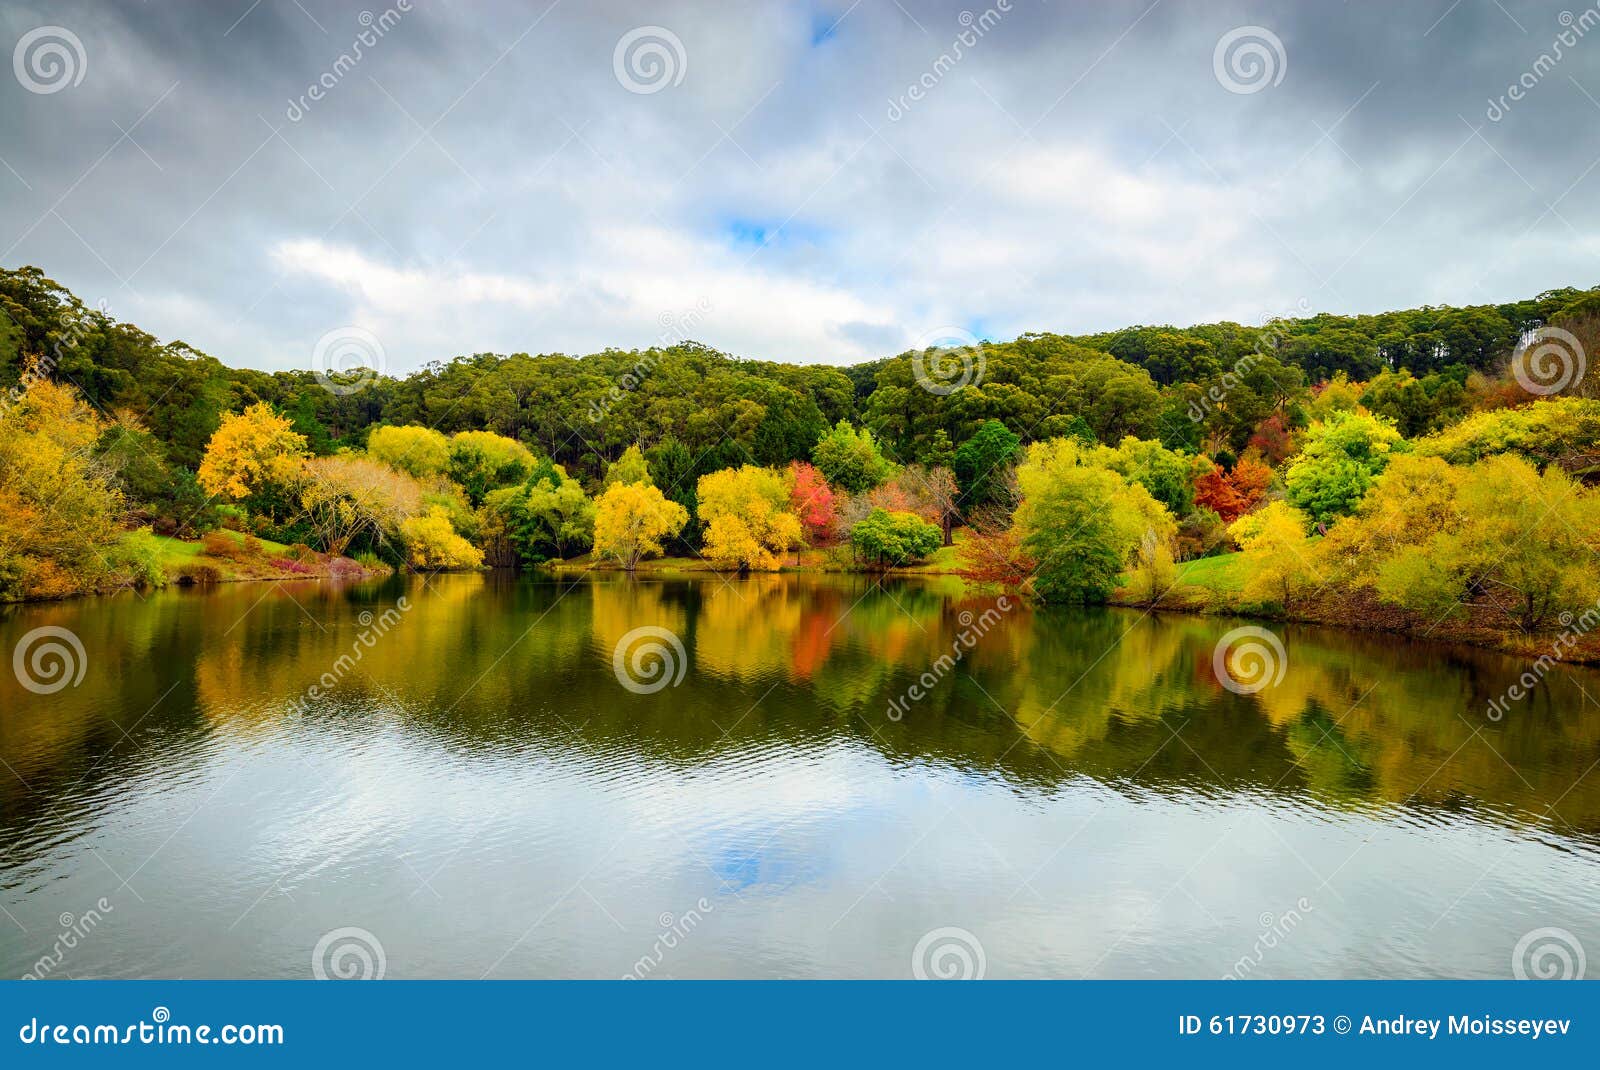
left=2, top=572, right=1598, bottom=978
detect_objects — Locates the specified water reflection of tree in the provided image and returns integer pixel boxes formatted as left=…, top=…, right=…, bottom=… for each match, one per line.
left=5, top=575, right=1600, bottom=845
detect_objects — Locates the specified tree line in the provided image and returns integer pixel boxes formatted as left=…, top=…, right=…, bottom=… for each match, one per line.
left=5, top=263, right=1600, bottom=636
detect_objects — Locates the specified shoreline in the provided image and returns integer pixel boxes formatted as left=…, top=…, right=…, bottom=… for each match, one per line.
left=10, top=538, right=1594, bottom=671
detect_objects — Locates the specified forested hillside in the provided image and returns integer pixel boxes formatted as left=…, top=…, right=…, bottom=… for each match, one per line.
left=6, top=263, right=1600, bottom=649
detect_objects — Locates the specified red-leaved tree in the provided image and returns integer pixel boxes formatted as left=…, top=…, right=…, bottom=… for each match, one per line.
left=788, top=461, right=838, bottom=546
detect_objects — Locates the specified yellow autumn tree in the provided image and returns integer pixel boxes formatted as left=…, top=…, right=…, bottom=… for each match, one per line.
left=1228, top=501, right=1320, bottom=611
left=592, top=481, right=688, bottom=570
left=366, top=424, right=450, bottom=479
left=696, top=465, right=802, bottom=572
left=196, top=403, right=308, bottom=516
left=0, top=379, right=125, bottom=600
left=399, top=505, right=483, bottom=570
left=299, top=454, right=424, bottom=555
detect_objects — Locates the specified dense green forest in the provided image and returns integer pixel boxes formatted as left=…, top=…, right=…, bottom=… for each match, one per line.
left=6, top=263, right=1600, bottom=645
left=6, top=265, right=1595, bottom=481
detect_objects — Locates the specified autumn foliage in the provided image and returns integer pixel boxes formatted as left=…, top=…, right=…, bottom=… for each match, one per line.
left=1193, top=455, right=1272, bottom=523
left=787, top=461, right=838, bottom=545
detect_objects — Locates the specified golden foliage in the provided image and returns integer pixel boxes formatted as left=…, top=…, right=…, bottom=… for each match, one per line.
left=196, top=403, right=307, bottom=501
left=696, top=465, right=802, bottom=571
left=592, top=482, right=688, bottom=569
left=400, top=505, right=483, bottom=570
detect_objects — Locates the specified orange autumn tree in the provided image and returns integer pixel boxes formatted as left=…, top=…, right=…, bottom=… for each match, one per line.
left=1229, top=455, right=1273, bottom=511
left=1194, top=455, right=1273, bottom=524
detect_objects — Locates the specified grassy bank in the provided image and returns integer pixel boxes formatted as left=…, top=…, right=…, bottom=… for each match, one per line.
left=148, top=531, right=384, bottom=586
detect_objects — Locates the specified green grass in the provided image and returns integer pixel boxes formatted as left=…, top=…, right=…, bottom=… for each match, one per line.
left=148, top=530, right=298, bottom=581
left=1175, top=550, right=1246, bottom=594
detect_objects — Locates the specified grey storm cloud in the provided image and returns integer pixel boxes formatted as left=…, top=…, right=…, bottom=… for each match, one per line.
left=1, top=0, right=1597, bottom=376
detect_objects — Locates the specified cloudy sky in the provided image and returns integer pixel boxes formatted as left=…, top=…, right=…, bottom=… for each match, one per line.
left=1, top=0, right=1597, bottom=376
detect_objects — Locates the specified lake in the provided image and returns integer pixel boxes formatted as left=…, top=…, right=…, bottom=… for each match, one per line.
left=2, top=572, right=1597, bottom=979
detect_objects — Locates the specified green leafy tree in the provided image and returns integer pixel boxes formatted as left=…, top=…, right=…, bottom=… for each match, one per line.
left=812, top=420, right=893, bottom=492
left=952, top=419, right=1020, bottom=513
left=1283, top=410, right=1406, bottom=524
left=447, top=430, right=534, bottom=506
left=1013, top=438, right=1175, bottom=603
left=849, top=508, right=943, bottom=567
left=603, top=443, right=653, bottom=488
left=487, top=461, right=596, bottom=566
